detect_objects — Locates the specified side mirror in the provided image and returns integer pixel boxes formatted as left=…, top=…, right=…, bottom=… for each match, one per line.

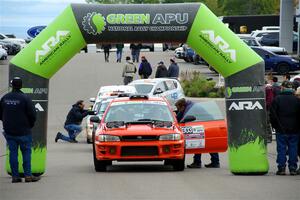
left=89, top=97, right=96, bottom=103
left=154, top=88, right=163, bottom=95
left=181, top=115, right=196, bottom=123
left=265, top=54, right=270, bottom=59
left=90, top=116, right=100, bottom=123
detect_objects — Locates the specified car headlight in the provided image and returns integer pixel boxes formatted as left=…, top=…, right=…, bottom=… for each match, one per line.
left=159, top=133, right=181, bottom=141
left=98, top=135, right=120, bottom=142
left=291, top=58, right=298, bottom=63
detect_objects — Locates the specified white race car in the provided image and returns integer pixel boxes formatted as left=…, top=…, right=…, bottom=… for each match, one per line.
left=128, top=78, right=185, bottom=108
left=89, top=85, right=137, bottom=103
left=85, top=97, right=116, bottom=143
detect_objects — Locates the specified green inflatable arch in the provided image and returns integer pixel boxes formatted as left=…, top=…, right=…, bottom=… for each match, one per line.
left=8, top=3, right=269, bottom=175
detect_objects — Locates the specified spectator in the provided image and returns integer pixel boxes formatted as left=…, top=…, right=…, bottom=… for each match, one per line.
left=116, top=43, right=124, bottom=62
left=294, top=87, right=300, bottom=175
left=175, top=98, right=220, bottom=169
left=130, top=43, right=142, bottom=63
left=155, top=61, right=168, bottom=78
left=0, top=77, right=40, bottom=183
left=272, top=76, right=281, bottom=97
left=270, top=81, right=300, bottom=175
left=168, top=58, right=179, bottom=79
left=265, top=79, right=274, bottom=143
left=283, top=73, right=291, bottom=81
left=55, top=100, right=89, bottom=143
left=138, top=56, right=152, bottom=79
left=122, top=56, right=136, bottom=85
left=102, top=44, right=111, bottom=62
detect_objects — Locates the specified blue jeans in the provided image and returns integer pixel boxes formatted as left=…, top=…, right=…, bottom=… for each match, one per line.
left=116, top=50, right=122, bottom=62
left=5, top=134, right=32, bottom=177
left=59, top=124, right=82, bottom=142
left=276, top=134, right=299, bottom=170
left=194, top=153, right=219, bottom=165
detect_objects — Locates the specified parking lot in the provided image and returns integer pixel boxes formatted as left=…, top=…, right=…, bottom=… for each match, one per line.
left=0, top=52, right=300, bottom=200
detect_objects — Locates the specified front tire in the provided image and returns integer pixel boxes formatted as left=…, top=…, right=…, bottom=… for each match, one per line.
left=171, top=156, right=185, bottom=171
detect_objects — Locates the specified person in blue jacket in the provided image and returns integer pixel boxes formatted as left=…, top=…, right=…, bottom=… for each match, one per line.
left=55, top=100, right=89, bottom=143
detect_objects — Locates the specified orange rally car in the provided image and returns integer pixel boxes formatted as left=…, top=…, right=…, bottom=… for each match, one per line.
left=91, top=95, right=227, bottom=172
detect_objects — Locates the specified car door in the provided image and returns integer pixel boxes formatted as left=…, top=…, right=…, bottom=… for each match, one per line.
left=153, top=81, right=167, bottom=98
left=179, top=101, right=227, bottom=154
left=164, top=80, right=179, bottom=106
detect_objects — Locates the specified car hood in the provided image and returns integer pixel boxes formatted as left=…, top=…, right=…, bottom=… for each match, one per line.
left=102, top=124, right=178, bottom=136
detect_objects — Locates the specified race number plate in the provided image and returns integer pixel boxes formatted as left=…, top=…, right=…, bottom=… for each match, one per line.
left=182, top=126, right=205, bottom=149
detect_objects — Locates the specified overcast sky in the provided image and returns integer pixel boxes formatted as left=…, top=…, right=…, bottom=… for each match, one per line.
left=0, top=0, right=87, bottom=38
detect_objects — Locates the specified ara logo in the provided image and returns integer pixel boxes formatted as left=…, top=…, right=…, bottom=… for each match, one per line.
left=201, top=30, right=236, bottom=62
left=229, top=101, right=263, bottom=111
left=35, top=103, right=44, bottom=112
left=35, top=30, right=70, bottom=64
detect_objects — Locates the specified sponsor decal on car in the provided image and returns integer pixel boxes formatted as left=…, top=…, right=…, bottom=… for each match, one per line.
left=182, top=125, right=205, bottom=149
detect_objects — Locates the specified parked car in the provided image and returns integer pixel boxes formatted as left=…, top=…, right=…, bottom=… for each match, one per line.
left=0, top=40, right=21, bottom=55
left=0, top=33, right=26, bottom=48
left=0, top=46, right=8, bottom=60
left=129, top=78, right=185, bottom=109
left=251, top=46, right=300, bottom=74
left=250, top=30, right=298, bottom=52
left=238, top=35, right=288, bottom=55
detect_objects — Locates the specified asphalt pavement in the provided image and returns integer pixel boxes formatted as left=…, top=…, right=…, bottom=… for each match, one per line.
left=0, top=51, right=299, bottom=200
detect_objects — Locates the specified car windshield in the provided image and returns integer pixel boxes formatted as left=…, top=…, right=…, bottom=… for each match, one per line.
left=104, top=101, right=174, bottom=123
left=132, top=84, right=153, bottom=94
left=242, top=38, right=259, bottom=46
left=182, top=101, right=224, bottom=122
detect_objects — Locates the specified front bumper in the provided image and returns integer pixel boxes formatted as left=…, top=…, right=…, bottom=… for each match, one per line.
left=94, top=140, right=185, bottom=161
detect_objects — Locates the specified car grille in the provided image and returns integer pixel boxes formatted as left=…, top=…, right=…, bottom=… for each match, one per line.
left=121, top=146, right=158, bottom=156
left=121, top=135, right=158, bottom=141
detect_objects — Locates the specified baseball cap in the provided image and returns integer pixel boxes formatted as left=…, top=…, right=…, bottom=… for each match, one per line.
left=11, top=77, right=22, bottom=89
left=158, top=61, right=164, bottom=65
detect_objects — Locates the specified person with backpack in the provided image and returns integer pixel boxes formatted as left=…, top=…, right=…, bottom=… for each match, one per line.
left=168, top=58, right=179, bottom=79
left=155, top=61, right=168, bottom=78
left=122, top=56, right=136, bottom=85
left=138, top=56, right=152, bottom=79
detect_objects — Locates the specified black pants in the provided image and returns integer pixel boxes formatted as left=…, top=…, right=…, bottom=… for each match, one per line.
left=104, top=50, right=109, bottom=62
left=124, top=76, right=133, bottom=85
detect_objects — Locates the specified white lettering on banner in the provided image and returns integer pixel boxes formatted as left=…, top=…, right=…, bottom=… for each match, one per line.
left=35, top=103, right=44, bottom=112
left=35, top=30, right=70, bottom=63
left=229, top=101, right=263, bottom=111
left=201, top=30, right=236, bottom=62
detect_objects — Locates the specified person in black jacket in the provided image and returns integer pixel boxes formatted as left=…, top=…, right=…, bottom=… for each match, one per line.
left=270, top=81, right=300, bottom=176
left=138, top=56, right=152, bottom=79
left=0, top=77, right=40, bottom=183
left=102, top=44, right=111, bottom=62
left=55, top=100, right=88, bottom=143
left=167, top=58, right=179, bottom=79
left=155, top=61, right=168, bottom=78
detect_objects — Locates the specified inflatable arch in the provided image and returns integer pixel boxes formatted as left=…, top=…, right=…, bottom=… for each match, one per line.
left=8, top=3, right=269, bottom=175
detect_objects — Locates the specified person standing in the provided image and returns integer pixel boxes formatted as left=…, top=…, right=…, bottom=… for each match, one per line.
left=168, top=58, right=179, bottom=79
left=122, top=56, right=137, bottom=85
left=138, top=56, right=152, bottom=79
left=55, top=100, right=89, bottom=143
left=130, top=43, right=142, bottom=63
left=102, top=44, right=111, bottom=62
left=0, top=77, right=40, bottom=183
left=175, top=98, right=220, bottom=169
left=155, top=61, right=168, bottom=78
left=116, top=43, right=124, bottom=62
left=270, top=81, right=300, bottom=175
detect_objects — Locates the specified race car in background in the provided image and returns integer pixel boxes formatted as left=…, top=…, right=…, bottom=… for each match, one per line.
left=129, top=78, right=185, bottom=109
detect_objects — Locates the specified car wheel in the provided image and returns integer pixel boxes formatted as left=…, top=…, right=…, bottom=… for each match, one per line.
left=277, top=63, right=290, bottom=74
left=93, top=143, right=111, bottom=172
left=171, top=156, right=185, bottom=171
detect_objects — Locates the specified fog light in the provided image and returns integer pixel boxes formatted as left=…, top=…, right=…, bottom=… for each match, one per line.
left=163, top=146, right=171, bottom=153
left=109, top=147, right=116, bottom=154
